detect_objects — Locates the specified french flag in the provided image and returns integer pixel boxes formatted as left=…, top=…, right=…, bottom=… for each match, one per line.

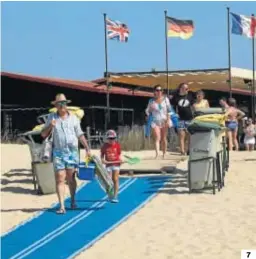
left=231, top=13, right=256, bottom=38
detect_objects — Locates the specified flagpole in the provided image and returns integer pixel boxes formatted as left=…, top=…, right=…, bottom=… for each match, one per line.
left=227, top=7, right=232, bottom=98
left=103, top=13, right=110, bottom=130
left=252, top=13, right=255, bottom=123
left=164, top=10, right=169, bottom=96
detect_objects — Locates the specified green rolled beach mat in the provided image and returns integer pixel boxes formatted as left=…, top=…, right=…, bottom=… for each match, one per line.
left=187, top=120, right=224, bottom=134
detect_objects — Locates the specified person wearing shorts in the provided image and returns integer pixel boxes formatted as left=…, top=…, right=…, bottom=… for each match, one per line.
left=41, top=94, right=91, bottom=214
left=145, top=85, right=172, bottom=159
left=243, top=118, right=256, bottom=151
left=225, top=98, right=245, bottom=151
left=101, top=130, right=121, bottom=203
left=171, top=83, right=194, bottom=155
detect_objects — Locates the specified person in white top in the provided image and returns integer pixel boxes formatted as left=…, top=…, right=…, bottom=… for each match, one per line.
left=145, top=85, right=172, bottom=158
left=243, top=118, right=256, bottom=151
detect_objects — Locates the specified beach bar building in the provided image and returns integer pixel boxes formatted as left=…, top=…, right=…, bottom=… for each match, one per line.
left=1, top=67, right=255, bottom=140
left=1, top=72, right=151, bottom=140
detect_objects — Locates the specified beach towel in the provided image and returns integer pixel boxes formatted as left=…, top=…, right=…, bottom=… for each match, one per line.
left=145, top=114, right=153, bottom=138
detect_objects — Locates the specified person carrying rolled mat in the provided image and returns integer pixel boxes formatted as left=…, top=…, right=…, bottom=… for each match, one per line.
left=41, top=93, right=91, bottom=214
left=145, top=85, right=173, bottom=159
left=225, top=98, right=245, bottom=151
left=100, top=130, right=121, bottom=203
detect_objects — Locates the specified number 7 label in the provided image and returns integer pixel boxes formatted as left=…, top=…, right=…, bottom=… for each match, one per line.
left=241, top=250, right=256, bottom=259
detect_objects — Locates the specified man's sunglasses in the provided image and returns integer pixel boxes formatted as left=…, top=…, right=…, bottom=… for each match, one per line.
left=56, top=101, right=68, bottom=107
left=155, top=88, right=162, bottom=92
left=108, top=137, right=116, bottom=140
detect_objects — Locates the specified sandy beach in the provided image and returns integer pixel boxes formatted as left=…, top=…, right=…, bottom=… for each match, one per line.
left=1, top=144, right=256, bottom=259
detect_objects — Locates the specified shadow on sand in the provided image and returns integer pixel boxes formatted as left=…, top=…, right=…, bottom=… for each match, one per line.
left=1, top=206, right=105, bottom=214
left=1, top=186, right=36, bottom=195
left=3, top=168, right=32, bottom=178
left=146, top=168, right=214, bottom=195
left=146, top=168, right=189, bottom=195
left=1, top=178, right=33, bottom=185
left=1, top=168, right=35, bottom=195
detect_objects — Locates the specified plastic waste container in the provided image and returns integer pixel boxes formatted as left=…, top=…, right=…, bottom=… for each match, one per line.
left=187, top=119, right=226, bottom=193
left=20, top=129, right=56, bottom=195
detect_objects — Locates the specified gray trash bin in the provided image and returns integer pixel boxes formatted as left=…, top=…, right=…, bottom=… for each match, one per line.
left=187, top=120, right=226, bottom=194
left=20, top=129, right=56, bottom=195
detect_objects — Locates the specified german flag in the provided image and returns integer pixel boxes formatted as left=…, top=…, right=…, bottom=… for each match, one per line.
left=166, top=16, right=194, bottom=39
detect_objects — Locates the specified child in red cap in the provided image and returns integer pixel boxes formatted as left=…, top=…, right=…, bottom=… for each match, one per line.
left=100, top=130, right=121, bottom=203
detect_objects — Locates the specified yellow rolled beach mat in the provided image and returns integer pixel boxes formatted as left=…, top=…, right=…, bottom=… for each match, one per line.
left=193, top=114, right=227, bottom=127
left=49, top=106, right=85, bottom=120
left=32, top=124, right=45, bottom=132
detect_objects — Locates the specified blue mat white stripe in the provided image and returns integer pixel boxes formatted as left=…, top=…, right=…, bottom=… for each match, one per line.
left=1, top=182, right=88, bottom=238
left=1, top=176, right=171, bottom=259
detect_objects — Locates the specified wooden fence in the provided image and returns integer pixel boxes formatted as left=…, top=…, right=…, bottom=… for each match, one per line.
left=86, top=125, right=179, bottom=152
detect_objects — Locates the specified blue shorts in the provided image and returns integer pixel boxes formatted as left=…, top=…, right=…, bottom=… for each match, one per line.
left=225, top=121, right=238, bottom=131
left=53, top=148, right=79, bottom=173
left=178, top=120, right=191, bottom=130
left=106, top=166, right=120, bottom=174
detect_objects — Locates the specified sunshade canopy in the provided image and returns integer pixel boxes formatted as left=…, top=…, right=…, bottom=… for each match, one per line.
left=107, top=67, right=256, bottom=96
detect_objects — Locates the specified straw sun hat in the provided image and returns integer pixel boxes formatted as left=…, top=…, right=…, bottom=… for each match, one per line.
left=51, top=93, right=71, bottom=105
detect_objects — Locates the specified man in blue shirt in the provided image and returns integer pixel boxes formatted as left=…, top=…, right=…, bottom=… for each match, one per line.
left=42, top=94, right=91, bottom=214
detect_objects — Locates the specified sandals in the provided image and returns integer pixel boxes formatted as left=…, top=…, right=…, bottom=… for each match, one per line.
left=56, top=201, right=77, bottom=214
left=70, top=202, right=77, bottom=210
left=56, top=208, right=66, bottom=214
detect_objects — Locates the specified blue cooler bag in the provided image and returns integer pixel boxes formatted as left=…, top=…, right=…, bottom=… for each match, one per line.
left=77, top=162, right=95, bottom=181
left=170, top=107, right=179, bottom=128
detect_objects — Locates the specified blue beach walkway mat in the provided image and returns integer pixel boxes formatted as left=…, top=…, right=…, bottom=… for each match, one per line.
left=1, top=176, right=171, bottom=259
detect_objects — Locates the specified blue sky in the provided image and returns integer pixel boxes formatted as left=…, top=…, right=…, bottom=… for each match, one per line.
left=1, top=1, right=256, bottom=81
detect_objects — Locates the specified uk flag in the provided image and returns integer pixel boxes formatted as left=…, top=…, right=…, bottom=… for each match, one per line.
left=106, top=18, right=130, bottom=42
